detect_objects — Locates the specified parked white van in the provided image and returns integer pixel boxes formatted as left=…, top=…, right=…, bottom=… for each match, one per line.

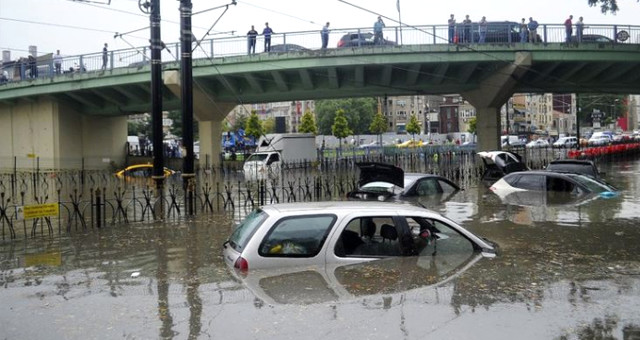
left=553, top=136, right=578, bottom=148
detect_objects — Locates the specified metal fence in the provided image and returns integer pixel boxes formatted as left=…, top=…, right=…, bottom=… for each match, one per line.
left=2, top=144, right=638, bottom=240
left=1, top=23, right=638, bottom=83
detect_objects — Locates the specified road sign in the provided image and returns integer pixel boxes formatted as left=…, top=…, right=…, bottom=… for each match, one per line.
left=16, top=203, right=59, bottom=220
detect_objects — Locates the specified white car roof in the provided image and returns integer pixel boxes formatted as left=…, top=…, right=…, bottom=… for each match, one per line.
left=261, top=201, right=438, bottom=216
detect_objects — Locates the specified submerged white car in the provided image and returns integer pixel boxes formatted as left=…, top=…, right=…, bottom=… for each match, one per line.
left=223, top=201, right=497, bottom=272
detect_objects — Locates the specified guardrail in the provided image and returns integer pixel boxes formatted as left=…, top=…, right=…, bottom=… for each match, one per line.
left=1, top=23, right=638, bottom=85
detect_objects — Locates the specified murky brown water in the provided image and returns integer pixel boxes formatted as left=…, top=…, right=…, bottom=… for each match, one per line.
left=1, top=160, right=640, bottom=339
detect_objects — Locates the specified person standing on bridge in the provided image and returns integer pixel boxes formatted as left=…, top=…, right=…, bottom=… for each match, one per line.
left=321, top=22, right=330, bottom=49
left=54, top=50, right=62, bottom=75
left=102, top=43, right=108, bottom=70
left=564, top=15, right=574, bottom=43
left=373, top=16, right=385, bottom=45
left=519, top=18, right=528, bottom=43
left=576, top=16, right=586, bottom=43
left=528, top=17, right=539, bottom=43
left=478, top=16, right=487, bottom=43
left=262, top=22, right=274, bottom=52
left=448, top=14, right=456, bottom=43
left=462, top=15, right=472, bottom=43
left=247, top=25, right=258, bottom=55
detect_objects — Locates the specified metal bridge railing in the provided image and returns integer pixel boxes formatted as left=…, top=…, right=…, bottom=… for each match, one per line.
left=1, top=23, right=638, bottom=84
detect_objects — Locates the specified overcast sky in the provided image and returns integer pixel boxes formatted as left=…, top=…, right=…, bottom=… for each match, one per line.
left=1, top=0, right=638, bottom=58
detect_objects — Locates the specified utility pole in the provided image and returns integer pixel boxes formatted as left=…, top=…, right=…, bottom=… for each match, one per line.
left=143, top=0, right=165, bottom=217
left=180, top=0, right=196, bottom=215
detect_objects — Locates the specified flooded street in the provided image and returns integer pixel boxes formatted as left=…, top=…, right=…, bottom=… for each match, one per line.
left=2, top=159, right=640, bottom=339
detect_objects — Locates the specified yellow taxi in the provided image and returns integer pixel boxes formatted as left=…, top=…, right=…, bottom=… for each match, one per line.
left=396, top=139, right=423, bottom=148
left=114, top=164, right=175, bottom=179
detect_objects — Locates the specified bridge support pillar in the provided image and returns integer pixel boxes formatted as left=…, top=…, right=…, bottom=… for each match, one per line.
left=163, top=70, right=235, bottom=169
left=0, top=99, right=126, bottom=170
left=462, top=52, right=531, bottom=152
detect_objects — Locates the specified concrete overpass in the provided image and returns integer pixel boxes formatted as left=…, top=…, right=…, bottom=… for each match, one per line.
left=2, top=37, right=640, bottom=169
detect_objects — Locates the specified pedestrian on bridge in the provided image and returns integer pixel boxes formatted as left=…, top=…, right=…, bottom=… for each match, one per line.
left=373, top=16, right=385, bottom=45
left=564, top=15, right=574, bottom=43
left=263, top=22, right=274, bottom=52
left=528, top=17, right=539, bottom=43
left=576, top=16, right=586, bottom=43
left=448, top=14, right=456, bottom=43
left=247, top=25, right=258, bottom=55
left=321, top=22, right=330, bottom=49
left=102, top=43, right=108, bottom=70
left=54, top=50, right=62, bottom=75
left=462, top=15, right=472, bottom=43
left=520, top=18, right=528, bottom=43
left=478, top=16, right=487, bottom=43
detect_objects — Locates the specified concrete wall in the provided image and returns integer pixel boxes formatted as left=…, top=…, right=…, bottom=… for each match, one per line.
left=0, top=98, right=127, bottom=171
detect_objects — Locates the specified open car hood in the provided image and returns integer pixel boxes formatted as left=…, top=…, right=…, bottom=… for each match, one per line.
left=356, top=162, right=404, bottom=188
left=477, top=151, right=526, bottom=169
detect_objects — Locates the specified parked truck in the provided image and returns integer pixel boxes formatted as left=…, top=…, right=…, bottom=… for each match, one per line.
left=243, top=133, right=317, bottom=180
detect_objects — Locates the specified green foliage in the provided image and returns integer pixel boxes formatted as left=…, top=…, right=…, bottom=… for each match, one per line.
left=166, top=110, right=199, bottom=140
left=332, top=109, right=352, bottom=139
left=245, top=110, right=263, bottom=139
left=298, top=110, right=318, bottom=134
left=588, top=0, right=638, bottom=13
left=406, top=114, right=421, bottom=138
left=369, top=112, right=387, bottom=134
left=578, top=94, right=627, bottom=125
left=467, top=116, right=477, bottom=134
left=127, top=120, right=151, bottom=137
left=262, top=117, right=275, bottom=134
left=232, top=113, right=248, bottom=132
left=316, top=98, right=376, bottom=135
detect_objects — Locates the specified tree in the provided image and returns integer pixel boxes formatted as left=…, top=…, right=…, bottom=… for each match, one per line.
left=369, top=112, right=388, bottom=146
left=298, top=109, right=318, bottom=135
left=262, top=117, right=275, bottom=134
left=244, top=110, right=263, bottom=139
left=331, top=109, right=352, bottom=156
left=232, top=113, right=248, bottom=132
left=587, top=0, right=638, bottom=13
left=128, top=119, right=151, bottom=137
left=406, top=114, right=421, bottom=140
left=467, top=116, right=477, bottom=135
left=316, top=98, right=376, bottom=135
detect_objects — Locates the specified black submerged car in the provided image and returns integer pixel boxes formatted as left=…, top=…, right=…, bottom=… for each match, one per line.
left=347, top=162, right=460, bottom=201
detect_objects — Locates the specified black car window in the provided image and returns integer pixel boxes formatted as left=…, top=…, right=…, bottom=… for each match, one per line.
left=416, top=179, right=438, bottom=196
left=128, top=168, right=151, bottom=178
left=337, top=217, right=402, bottom=257
left=546, top=176, right=576, bottom=192
left=438, top=180, right=458, bottom=194
left=405, top=217, right=475, bottom=257
left=259, top=215, right=335, bottom=257
left=512, top=174, right=545, bottom=190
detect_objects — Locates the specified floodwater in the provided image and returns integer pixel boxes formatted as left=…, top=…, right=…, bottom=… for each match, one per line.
left=2, top=160, right=640, bottom=340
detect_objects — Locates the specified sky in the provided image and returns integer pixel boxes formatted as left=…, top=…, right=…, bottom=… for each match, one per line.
left=1, top=0, right=639, bottom=59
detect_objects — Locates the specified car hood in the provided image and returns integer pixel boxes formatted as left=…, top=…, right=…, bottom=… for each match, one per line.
left=356, top=162, right=404, bottom=188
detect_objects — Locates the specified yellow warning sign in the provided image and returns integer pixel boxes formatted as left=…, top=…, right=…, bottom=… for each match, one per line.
left=20, top=203, right=59, bottom=219
left=25, top=251, right=62, bottom=267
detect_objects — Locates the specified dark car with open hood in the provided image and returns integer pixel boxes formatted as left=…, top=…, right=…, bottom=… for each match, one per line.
left=346, top=162, right=460, bottom=202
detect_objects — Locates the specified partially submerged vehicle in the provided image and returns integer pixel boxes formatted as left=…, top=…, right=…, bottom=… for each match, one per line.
left=223, top=201, right=496, bottom=272
left=346, top=162, right=460, bottom=201
left=489, top=170, right=618, bottom=206
left=477, top=151, right=528, bottom=182
left=545, top=159, right=602, bottom=180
